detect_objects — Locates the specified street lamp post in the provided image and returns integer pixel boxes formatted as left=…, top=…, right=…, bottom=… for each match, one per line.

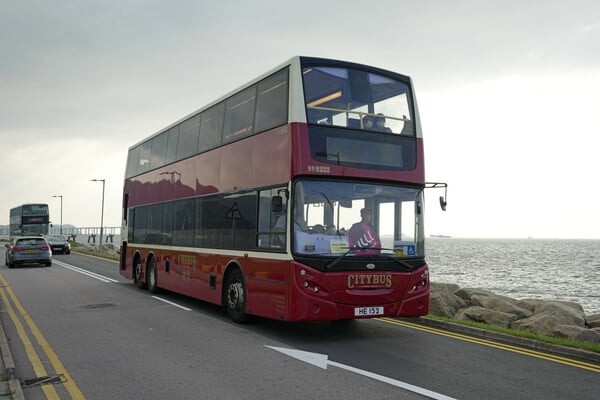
left=91, top=179, right=105, bottom=250
left=52, top=195, right=63, bottom=235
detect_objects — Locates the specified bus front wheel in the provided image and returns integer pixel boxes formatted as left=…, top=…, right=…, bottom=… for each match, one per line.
left=224, top=269, right=250, bottom=323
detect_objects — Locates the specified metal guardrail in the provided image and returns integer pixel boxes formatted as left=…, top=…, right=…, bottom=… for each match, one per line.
left=0, top=226, right=121, bottom=246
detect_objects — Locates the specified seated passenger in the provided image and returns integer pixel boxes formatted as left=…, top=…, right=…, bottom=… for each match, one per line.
left=326, top=224, right=337, bottom=235
left=310, top=224, right=326, bottom=234
left=362, top=115, right=374, bottom=130
left=374, top=113, right=392, bottom=133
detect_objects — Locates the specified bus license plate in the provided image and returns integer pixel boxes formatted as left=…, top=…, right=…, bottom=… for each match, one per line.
left=354, top=306, right=384, bottom=316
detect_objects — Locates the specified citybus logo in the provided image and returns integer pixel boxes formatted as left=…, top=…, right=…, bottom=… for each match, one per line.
left=347, top=274, right=392, bottom=289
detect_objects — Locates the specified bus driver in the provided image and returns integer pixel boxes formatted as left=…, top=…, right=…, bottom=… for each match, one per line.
left=348, top=208, right=381, bottom=252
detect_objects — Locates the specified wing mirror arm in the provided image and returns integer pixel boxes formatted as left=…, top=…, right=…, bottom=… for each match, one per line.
left=425, top=182, right=448, bottom=211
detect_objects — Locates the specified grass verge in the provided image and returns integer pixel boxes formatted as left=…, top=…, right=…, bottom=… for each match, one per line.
left=70, top=242, right=120, bottom=261
left=426, top=315, right=600, bottom=354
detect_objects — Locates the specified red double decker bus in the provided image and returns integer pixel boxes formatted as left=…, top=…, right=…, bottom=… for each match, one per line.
left=119, top=56, right=445, bottom=322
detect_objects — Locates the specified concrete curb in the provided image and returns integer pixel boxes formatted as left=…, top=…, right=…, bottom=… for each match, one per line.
left=414, top=316, right=600, bottom=364
left=0, top=320, right=25, bottom=400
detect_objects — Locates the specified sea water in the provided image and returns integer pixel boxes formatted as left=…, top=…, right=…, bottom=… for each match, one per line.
left=425, top=238, right=600, bottom=315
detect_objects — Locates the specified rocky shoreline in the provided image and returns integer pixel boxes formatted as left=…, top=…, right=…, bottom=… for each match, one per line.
left=430, top=282, right=600, bottom=343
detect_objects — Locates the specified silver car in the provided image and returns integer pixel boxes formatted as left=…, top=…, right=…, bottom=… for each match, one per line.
left=5, top=236, right=52, bottom=268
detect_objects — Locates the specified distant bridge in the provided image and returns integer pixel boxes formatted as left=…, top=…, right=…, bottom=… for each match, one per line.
left=48, top=226, right=121, bottom=245
left=0, top=226, right=121, bottom=246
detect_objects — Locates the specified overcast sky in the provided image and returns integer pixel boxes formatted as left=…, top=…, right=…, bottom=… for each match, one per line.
left=1, top=0, right=598, bottom=239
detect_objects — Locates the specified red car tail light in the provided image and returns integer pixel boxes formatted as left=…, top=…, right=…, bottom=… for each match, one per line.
left=11, top=247, right=24, bottom=252
left=40, top=246, right=50, bottom=251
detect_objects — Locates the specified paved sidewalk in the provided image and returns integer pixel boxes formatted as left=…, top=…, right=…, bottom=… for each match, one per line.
left=0, top=318, right=25, bottom=400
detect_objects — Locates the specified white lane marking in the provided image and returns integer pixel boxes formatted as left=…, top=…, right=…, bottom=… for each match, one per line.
left=266, top=346, right=457, bottom=400
left=151, top=296, right=191, bottom=311
left=54, top=260, right=191, bottom=311
left=54, top=260, right=119, bottom=283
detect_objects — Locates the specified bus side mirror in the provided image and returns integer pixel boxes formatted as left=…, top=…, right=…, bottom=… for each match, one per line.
left=425, top=182, right=448, bottom=211
left=271, top=196, right=283, bottom=213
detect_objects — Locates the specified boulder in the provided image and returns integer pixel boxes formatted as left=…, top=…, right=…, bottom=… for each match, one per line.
left=553, top=325, right=600, bottom=343
left=533, top=301, right=586, bottom=327
left=431, top=282, right=460, bottom=295
left=576, top=330, right=600, bottom=343
left=586, top=314, right=600, bottom=328
left=429, top=283, right=468, bottom=318
left=454, top=288, right=515, bottom=304
left=511, top=312, right=577, bottom=336
left=455, top=306, right=518, bottom=328
left=514, top=299, right=541, bottom=313
left=471, top=295, right=532, bottom=319
left=517, top=298, right=584, bottom=314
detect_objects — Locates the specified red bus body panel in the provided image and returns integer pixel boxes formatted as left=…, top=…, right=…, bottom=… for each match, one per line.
left=291, top=123, right=425, bottom=184
left=121, top=246, right=429, bottom=321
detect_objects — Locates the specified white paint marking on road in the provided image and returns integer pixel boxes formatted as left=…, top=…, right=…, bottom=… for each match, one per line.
left=151, top=296, right=192, bottom=311
left=54, top=260, right=119, bottom=283
left=266, top=346, right=457, bottom=400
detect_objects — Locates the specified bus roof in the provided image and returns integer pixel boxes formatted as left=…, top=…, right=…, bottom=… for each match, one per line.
left=128, top=56, right=414, bottom=150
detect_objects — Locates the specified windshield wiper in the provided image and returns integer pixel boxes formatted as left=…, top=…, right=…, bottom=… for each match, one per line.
left=325, top=246, right=357, bottom=270
left=325, top=247, right=416, bottom=271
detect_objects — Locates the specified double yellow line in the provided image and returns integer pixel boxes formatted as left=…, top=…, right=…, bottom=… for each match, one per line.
left=379, top=317, right=600, bottom=373
left=0, top=274, right=85, bottom=399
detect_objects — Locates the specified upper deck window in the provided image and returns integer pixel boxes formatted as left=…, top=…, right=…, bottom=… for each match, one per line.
left=303, top=66, right=413, bottom=136
left=223, top=86, right=257, bottom=142
left=125, top=67, right=289, bottom=179
left=178, top=115, right=201, bottom=159
left=21, top=204, right=49, bottom=216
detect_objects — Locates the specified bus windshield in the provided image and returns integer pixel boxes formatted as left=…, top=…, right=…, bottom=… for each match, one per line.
left=292, top=179, right=423, bottom=257
left=303, top=66, right=413, bottom=136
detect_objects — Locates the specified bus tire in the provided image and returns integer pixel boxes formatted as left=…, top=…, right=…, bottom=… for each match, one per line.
left=134, top=255, right=147, bottom=289
left=147, top=257, right=159, bottom=294
left=224, top=268, right=250, bottom=323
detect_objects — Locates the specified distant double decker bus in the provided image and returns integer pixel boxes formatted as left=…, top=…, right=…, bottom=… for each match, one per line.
left=120, top=56, right=445, bottom=322
left=9, top=203, right=51, bottom=238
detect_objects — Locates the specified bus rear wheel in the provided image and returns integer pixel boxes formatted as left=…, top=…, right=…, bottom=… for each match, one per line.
left=147, top=258, right=159, bottom=294
left=224, top=269, right=250, bottom=323
left=134, top=257, right=146, bottom=289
